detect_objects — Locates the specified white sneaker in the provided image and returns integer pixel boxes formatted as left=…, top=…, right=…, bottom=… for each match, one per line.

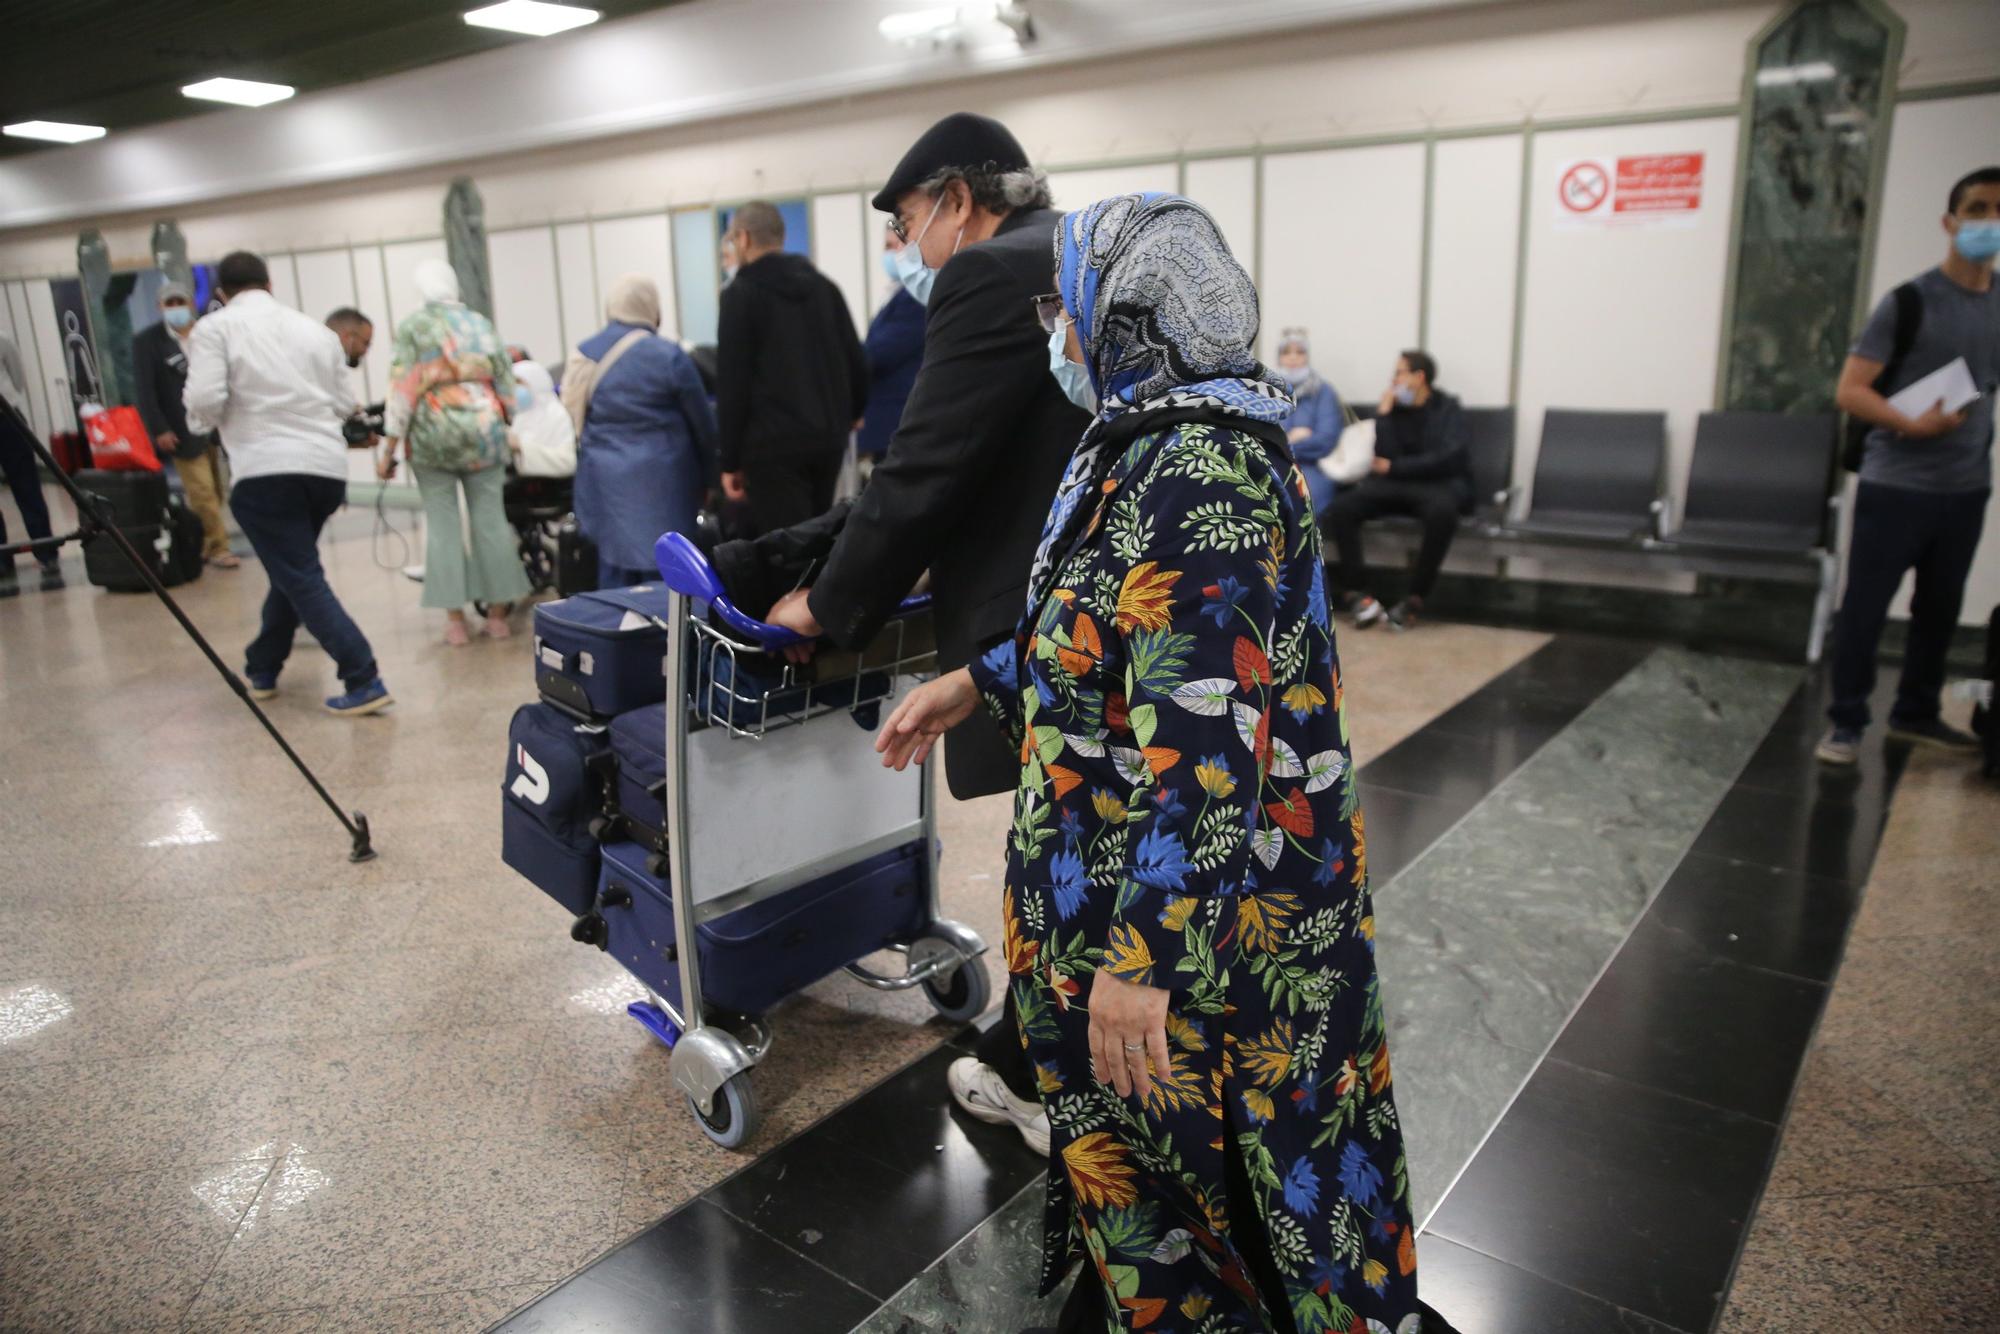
left=947, top=1056, right=1050, bottom=1156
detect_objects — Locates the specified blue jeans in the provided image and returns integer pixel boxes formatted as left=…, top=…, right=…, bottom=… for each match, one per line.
left=230, top=474, right=379, bottom=691
left=1828, top=481, right=1989, bottom=731
left=0, top=410, right=57, bottom=570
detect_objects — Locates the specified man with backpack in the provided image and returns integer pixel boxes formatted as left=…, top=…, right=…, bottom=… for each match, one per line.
left=1819, top=165, right=2000, bottom=765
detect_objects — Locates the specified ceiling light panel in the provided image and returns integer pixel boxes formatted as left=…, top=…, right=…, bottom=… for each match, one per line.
left=181, top=78, right=296, bottom=107
left=3, top=121, right=107, bottom=144
left=464, top=1, right=601, bottom=37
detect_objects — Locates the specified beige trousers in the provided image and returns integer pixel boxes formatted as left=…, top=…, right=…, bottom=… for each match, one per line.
left=172, top=444, right=231, bottom=558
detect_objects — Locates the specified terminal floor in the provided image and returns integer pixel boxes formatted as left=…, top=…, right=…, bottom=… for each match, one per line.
left=0, top=487, right=1989, bottom=1331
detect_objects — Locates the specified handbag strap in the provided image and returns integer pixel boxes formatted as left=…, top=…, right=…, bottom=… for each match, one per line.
left=564, top=328, right=653, bottom=439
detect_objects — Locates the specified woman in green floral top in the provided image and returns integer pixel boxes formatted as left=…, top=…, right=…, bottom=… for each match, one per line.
left=381, top=259, right=529, bottom=645
left=878, top=196, right=1446, bottom=1333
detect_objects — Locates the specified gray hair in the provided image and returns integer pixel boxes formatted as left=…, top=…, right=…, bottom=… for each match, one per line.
left=916, top=164, right=1052, bottom=215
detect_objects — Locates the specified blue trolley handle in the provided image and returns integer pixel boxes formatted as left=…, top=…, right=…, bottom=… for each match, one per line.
left=652, top=531, right=931, bottom=651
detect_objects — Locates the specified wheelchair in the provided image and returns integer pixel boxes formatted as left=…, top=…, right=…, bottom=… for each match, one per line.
left=502, top=471, right=573, bottom=597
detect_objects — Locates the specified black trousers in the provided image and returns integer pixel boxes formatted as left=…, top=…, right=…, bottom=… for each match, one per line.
left=0, top=410, right=57, bottom=569
left=1323, top=477, right=1463, bottom=601
left=743, top=447, right=844, bottom=537
left=1828, top=481, right=1989, bottom=731
left=974, top=994, right=1039, bottom=1101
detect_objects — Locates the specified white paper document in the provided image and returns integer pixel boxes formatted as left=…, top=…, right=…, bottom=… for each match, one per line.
left=1887, top=356, right=1981, bottom=420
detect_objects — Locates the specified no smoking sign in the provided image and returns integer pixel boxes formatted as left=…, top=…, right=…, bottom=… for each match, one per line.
left=1559, top=161, right=1609, bottom=214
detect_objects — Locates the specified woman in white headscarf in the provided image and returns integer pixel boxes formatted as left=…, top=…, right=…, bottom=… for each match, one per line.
left=382, top=258, right=528, bottom=645
left=507, top=359, right=575, bottom=478
left=563, top=273, right=719, bottom=587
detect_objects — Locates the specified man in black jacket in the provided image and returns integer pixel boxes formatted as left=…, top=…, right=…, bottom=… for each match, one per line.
left=715, top=201, right=869, bottom=534
left=133, top=283, right=237, bottom=567
left=1323, top=348, right=1472, bottom=630
left=765, top=112, right=1089, bottom=1153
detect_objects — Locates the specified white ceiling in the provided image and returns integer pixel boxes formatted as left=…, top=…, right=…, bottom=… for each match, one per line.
left=0, top=0, right=1511, bottom=231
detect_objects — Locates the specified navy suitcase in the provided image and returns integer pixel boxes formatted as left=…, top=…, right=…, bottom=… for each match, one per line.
left=501, top=703, right=614, bottom=915
left=588, top=839, right=930, bottom=1017
left=608, top=703, right=671, bottom=854
left=532, top=585, right=672, bottom=720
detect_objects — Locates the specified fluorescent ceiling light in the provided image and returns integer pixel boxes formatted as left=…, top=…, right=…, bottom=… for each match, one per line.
left=464, top=1, right=600, bottom=36
left=182, top=77, right=296, bottom=107
left=1755, top=61, right=1838, bottom=87
left=2, top=120, right=106, bottom=144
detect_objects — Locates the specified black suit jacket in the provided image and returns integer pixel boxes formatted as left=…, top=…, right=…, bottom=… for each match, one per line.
left=131, top=322, right=215, bottom=460
left=809, top=207, right=1090, bottom=798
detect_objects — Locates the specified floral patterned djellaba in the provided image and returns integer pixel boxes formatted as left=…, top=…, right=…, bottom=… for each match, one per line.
left=960, top=194, right=1431, bottom=1333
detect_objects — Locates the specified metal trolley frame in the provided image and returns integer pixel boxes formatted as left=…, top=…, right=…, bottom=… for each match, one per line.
left=637, top=533, right=989, bottom=1147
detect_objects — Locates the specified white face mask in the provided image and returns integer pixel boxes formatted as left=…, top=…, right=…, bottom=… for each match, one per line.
left=1048, top=322, right=1095, bottom=412
left=1392, top=383, right=1416, bottom=407
left=1278, top=363, right=1312, bottom=388
left=893, top=195, right=962, bottom=307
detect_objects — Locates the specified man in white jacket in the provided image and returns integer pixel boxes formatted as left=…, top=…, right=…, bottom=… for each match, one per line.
left=184, top=251, right=391, bottom=716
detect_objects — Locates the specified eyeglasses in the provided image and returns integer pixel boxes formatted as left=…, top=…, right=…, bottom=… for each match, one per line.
left=1032, top=292, right=1068, bottom=334
left=890, top=185, right=951, bottom=243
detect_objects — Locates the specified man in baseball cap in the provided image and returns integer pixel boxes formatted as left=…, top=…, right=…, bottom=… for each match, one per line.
left=766, top=112, right=1089, bottom=1155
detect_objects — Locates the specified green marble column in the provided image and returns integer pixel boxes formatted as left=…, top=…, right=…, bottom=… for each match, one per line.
left=1721, top=0, right=1900, bottom=414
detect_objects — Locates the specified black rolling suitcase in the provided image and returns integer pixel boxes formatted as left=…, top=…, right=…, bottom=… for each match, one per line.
left=556, top=516, right=598, bottom=596
left=77, top=469, right=173, bottom=592
left=166, top=501, right=205, bottom=585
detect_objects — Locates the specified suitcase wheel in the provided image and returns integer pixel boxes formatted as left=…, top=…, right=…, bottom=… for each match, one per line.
left=922, top=951, right=992, bottom=1024
left=687, top=1071, right=758, bottom=1150
left=569, top=912, right=608, bottom=949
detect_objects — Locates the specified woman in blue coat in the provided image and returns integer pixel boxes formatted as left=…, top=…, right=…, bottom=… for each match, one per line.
left=565, top=275, right=719, bottom=587
left=1276, top=328, right=1344, bottom=519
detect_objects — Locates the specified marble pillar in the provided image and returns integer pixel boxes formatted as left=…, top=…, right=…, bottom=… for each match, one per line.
left=1722, top=0, right=1897, bottom=414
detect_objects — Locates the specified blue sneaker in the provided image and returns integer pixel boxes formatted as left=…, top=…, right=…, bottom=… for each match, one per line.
left=246, top=671, right=279, bottom=700
left=324, top=679, right=392, bottom=716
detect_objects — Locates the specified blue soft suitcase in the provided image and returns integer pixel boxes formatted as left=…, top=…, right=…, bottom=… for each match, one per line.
left=532, top=585, right=672, bottom=720
left=501, top=703, right=613, bottom=915
left=608, top=703, right=671, bottom=852
left=591, top=839, right=930, bottom=1016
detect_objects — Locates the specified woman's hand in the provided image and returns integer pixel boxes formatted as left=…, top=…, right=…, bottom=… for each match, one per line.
left=1087, top=968, right=1172, bottom=1101
left=875, top=668, right=979, bottom=770
left=376, top=441, right=400, bottom=481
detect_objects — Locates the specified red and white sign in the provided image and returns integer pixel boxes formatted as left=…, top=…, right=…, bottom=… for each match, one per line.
left=1555, top=152, right=1705, bottom=228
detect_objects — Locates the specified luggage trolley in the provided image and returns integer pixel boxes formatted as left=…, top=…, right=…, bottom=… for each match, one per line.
left=630, top=532, right=989, bottom=1148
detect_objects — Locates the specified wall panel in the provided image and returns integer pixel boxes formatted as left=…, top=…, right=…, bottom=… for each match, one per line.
left=293, top=249, right=357, bottom=326
left=487, top=226, right=563, bottom=368
left=591, top=214, right=677, bottom=338
left=381, top=237, right=449, bottom=334
left=1044, top=163, right=1181, bottom=213
left=24, top=280, right=69, bottom=438
left=349, top=245, right=392, bottom=402
left=1183, top=156, right=1257, bottom=281
left=554, top=222, right=597, bottom=355
left=265, top=253, right=300, bottom=310
left=5, top=281, right=52, bottom=438
left=1426, top=134, right=1523, bottom=407
left=1260, top=143, right=1426, bottom=398
left=810, top=192, right=869, bottom=336
left=672, top=209, right=719, bottom=346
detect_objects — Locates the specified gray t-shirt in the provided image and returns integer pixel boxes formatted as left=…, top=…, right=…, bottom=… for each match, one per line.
left=1852, top=265, right=2000, bottom=494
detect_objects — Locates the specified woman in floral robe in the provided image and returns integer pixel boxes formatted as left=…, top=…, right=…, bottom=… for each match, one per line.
left=879, top=195, right=1441, bottom=1333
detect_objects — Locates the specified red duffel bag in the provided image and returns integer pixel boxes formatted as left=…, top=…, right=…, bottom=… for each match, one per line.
left=83, top=404, right=161, bottom=472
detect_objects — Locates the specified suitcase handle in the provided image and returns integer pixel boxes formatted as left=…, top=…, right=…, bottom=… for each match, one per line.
left=653, top=531, right=931, bottom=650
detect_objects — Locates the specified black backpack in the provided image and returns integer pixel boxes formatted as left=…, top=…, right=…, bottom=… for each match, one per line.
left=1841, top=281, right=1922, bottom=472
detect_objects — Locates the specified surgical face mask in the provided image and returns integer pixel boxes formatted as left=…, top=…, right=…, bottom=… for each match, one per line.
left=515, top=385, right=534, bottom=411
left=894, top=195, right=961, bottom=307
left=880, top=250, right=902, bottom=284
left=1954, top=219, right=2000, bottom=263
left=163, top=306, right=192, bottom=330
left=721, top=264, right=738, bottom=286
left=1392, top=384, right=1416, bottom=407
left=1048, top=322, right=1095, bottom=412
left=1278, top=363, right=1312, bottom=388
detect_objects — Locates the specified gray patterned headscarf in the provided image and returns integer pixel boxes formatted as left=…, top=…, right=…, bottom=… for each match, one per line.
left=1055, top=192, right=1292, bottom=424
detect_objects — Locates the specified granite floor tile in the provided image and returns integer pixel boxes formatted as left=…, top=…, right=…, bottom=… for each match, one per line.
left=317, top=1283, right=550, bottom=1333
left=1645, top=850, right=1860, bottom=982
left=1717, top=1182, right=2000, bottom=1332
left=1414, top=1236, right=1681, bottom=1334
left=850, top=1183, right=1069, bottom=1334
left=1691, top=785, right=1889, bottom=886
left=173, top=942, right=496, bottom=1051
left=189, top=1309, right=329, bottom=1334
left=0, top=1048, right=229, bottom=1186
left=1847, top=853, right=1997, bottom=941
left=187, top=1127, right=628, bottom=1318
left=1381, top=1016, right=1540, bottom=1222
left=0, top=967, right=203, bottom=1068
left=0, top=1157, right=269, bottom=1332
left=1760, top=1048, right=1989, bottom=1200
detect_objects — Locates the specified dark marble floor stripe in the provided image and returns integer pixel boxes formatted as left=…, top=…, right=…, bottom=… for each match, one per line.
left=1424, top=677, right=1912, bottom=1334
left=492, top=635, right=1648, bottom=1334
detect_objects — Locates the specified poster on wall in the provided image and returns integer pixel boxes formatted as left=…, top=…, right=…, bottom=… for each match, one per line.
left=1555, top=153, right=1705, bottom=229
left=49, top=277, right=103, bottom=407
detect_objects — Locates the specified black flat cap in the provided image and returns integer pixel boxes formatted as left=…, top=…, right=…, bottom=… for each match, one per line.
left=872, top=112, right=1030, bottom=213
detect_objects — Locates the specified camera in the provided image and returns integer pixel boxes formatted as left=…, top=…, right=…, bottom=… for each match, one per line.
left=342, top=402, right=386, bottom=446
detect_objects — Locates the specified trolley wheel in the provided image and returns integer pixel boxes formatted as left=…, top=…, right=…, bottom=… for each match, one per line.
left=922, top=955, right=992, bottom=1024
left=687, top=1071, right=758, bottom=1150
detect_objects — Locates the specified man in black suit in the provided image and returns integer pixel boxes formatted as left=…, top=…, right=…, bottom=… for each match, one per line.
left=765, top=113, right=1089, bottom=1153
left=132, top=283, right=236, bottom=568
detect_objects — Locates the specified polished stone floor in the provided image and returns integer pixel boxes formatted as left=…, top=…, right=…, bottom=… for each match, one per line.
left=0, top=485, right=1547, bottom=1332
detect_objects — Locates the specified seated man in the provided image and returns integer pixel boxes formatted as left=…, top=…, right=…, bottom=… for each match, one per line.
left=1323, top=349, right=1471, bottom=630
